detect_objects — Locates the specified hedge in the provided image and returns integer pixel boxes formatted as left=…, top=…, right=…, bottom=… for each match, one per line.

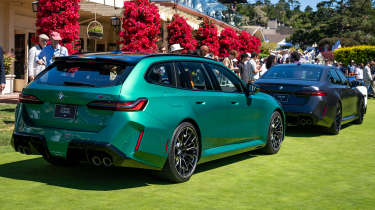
left=334, top=45, right=375, bottom=65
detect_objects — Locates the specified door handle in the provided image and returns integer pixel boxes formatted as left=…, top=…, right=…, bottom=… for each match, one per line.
left=231, top=101, right=239, bottom=105
left=195, top=101, right=205, bottom=105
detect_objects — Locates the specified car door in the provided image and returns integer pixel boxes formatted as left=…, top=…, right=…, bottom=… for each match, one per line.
left=328, top=69, right=351, bottom=118
left=334, top=68, right=359, bottom=116
left=205, top=63, right=262, bottom=145
left=174, top=61, right=229, bottom=149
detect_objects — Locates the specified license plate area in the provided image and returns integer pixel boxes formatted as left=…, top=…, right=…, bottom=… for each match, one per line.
left=274, top=94, right=289, bottom=103
left=54, top=104, right=77, bottom=119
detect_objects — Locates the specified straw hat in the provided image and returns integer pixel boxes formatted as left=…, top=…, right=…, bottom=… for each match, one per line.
left=170, top=44, right=184, bottom=52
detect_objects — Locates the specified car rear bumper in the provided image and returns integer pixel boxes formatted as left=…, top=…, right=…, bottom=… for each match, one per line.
left=11, top=132, right=160, bottom=170
left=282, top=103, right=332, bottom=127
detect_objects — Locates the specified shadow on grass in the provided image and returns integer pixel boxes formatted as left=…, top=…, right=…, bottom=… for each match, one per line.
left=286, top=124, right=351, bottom=138
left=0, top=108, right=16, bottom=112
left=0, top=151, right=259, bottom=189
left=0, top=157, right=168, bottom=190
left=3, top=120, right=14, bottom=124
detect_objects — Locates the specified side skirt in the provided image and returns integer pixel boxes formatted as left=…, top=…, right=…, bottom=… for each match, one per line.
left=198, top=140, right=265, bottom=164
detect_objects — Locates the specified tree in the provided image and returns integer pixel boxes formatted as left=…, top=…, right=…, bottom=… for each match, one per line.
left=196, top=19, right=220, bottom=56
left=120, top=0, right=161, bottom=53
left=167, top=14, right=197, bottom=54
left=219, top=27, right=240, bottom=58
left=36, top=0, right=80, bottom=54
left=304, top=5, right=313, bottom=13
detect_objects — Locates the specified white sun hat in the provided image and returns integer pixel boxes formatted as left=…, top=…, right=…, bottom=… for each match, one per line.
left=170, top=43, right=184, bottom=52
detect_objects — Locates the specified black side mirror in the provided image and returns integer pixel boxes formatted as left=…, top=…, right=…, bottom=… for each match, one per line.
left=247, top=83, right=260, bottom=95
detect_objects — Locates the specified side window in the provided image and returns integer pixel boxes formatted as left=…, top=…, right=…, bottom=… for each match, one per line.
left=335, top=68, right=349, bottom=85
left=176, top=62, right=212, bottom=90
left=206, top=63, right=243, bottom=93
left=146, top=63, right=175, bottom=87
left=328, top=69, right=341, bottom=85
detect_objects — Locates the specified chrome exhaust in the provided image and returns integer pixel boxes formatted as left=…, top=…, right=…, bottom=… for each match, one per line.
left=91, top=156, right=102, bottom=166
left=306, top=119, right=312, bottom=126
left=102, top=157, right=112, bottom=167
left=300, top=118, right=306, bottom=126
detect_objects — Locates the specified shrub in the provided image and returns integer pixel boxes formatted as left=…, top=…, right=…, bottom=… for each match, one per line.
left=334, top=45, right=375, bottom=65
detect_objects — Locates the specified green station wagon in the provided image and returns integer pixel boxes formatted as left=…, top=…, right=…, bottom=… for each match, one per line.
left=12, top=53, right=285, bottom=182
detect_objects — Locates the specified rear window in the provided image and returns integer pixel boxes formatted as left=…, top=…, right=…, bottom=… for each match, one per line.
left=262, top=66, right=323, bottom=81
left=36, top=61, right=133, bottom=87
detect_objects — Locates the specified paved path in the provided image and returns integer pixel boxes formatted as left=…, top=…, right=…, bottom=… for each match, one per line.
left=0, top=93, right=19, bottom=104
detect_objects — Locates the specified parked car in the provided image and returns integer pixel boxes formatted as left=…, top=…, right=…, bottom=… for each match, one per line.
left=255, top=64, right=366, bottom=135
left=12, top=53, right=285, bottom=182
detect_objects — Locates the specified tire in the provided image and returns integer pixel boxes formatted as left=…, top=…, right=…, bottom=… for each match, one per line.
left=262, top=111, right=284, bottom=154
left=42, top=153, right=75, bottom=166
left=162, top=122, right=200, bottom=183
left=328, top=103, right=342, bottom=135
left=354, top=98, right=365, bottom=124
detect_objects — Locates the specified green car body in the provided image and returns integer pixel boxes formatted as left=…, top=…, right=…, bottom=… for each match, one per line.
left=12, top=53, right=285, bottom=182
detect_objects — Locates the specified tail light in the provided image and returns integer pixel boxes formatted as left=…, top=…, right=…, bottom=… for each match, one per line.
left=87, top=98, right=148, bottom=111
left=19, top=93, right=43, bottom=104
left=295, top=90, right=327, bottom=96
left=259, top=88, right=271, bottom=93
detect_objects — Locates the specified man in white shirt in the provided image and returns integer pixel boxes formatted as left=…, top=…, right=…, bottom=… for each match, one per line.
left=249, top=52, right=262, bottom=82
left=364, top=63, right=373, bottom=95
left=355, top=65, right=364, bottom=81
left=28, top=34, right=49, bottom=82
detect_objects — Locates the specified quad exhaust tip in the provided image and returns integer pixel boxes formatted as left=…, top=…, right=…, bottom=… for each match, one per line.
left=102, top=157, right=112, bottom=167
left=91, top=156, right=102, bottom=166
left=17, top=145, right=31, bottom=155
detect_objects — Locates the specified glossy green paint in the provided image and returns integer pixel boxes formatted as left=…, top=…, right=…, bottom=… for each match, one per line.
left=13, top=55, right=283, bottom=170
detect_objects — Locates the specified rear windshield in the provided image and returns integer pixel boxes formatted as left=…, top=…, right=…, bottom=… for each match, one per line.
left=36, top=61, right=133, bottom=87
left=262, top=66, right=323, bottom=81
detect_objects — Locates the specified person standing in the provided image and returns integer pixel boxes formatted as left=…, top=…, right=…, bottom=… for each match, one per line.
left=37, top=32, right=68, bottom=67
left=355, top=64, right=364, bottom=83
left=200, top=45, right=212, bottom=58
left=260, top=55, right=276, bottom=77
left=239, top=53, right=250, bottom=83
left=28, top=34, right=49, bottom=82
left=364, top=62, right=373, bottom=96
left=249, top=52, right=262, bottom=82
left=223, top=50, right=239, bottom=76
left=169, top=43, right=184, bottom=54
left=0, top=45, right=5, bottom=92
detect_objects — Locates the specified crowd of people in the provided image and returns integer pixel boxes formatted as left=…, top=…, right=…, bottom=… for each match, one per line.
left=166, top=44, right=375, bottom=97
left=1, top=38, right=375, bottom=97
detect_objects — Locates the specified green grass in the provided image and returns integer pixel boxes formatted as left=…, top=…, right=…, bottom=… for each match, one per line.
left=0, top=101, right=374, bottom=209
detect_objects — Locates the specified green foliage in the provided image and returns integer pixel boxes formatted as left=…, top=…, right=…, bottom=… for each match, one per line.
left=334, top=45, right=375, bottom=66
left=289, top=0, right=375, bottom=48
left=88, top=25, right=103, bottom=33
left=2, top=54, right=16, bottom=75
left=260, top=42, right=277, bottom=54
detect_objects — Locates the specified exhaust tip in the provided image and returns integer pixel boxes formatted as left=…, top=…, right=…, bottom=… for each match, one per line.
left=91, top=156, right=102, bottom=166
left=102, top=157, right=112, bottom=167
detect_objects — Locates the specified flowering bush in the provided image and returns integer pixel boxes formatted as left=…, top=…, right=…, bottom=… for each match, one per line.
left=219, top=27, right=240, bottom=58
left=120, top=0, right=161, bottom=53
left=36, top=0, right=80, bottom=54
left=196, top=18, right=220, bottom=56
left=167, top=14, right=197, bottom=54
left=238, top=31, right=261, bottom=54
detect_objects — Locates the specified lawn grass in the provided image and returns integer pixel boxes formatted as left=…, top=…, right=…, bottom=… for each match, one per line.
left=0, top=101, right=374, bottom=209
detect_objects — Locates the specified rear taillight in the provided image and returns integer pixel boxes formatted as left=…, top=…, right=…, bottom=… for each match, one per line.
left=259, top=88, right=271, bottom=93
left=87, top=98, right=148, bottom=111
left=19, top=93, right=43, bottom=104
left=295, top=90, right=327, bottom=96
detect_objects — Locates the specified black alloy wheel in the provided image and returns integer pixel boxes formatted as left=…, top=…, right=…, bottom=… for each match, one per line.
left=163, top=122, right=200, bottom=183
left=328, top=103, right=342, bottom=135
left=354, top=98, right=365, bottom=124
left=263, top=111, right=284, bottom=154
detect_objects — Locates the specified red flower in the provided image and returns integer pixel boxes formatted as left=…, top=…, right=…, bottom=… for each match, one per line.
left=167, top=14, right=197, bottom=54
left=219, top=27, right=240, bottom=58
left=120, top=0, right=161, bottom=52
left=196, top=18, right=220, bottom=56
left=36, top=0, right=80, bottom=54
left=238, top=31, right=261, bottom=54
